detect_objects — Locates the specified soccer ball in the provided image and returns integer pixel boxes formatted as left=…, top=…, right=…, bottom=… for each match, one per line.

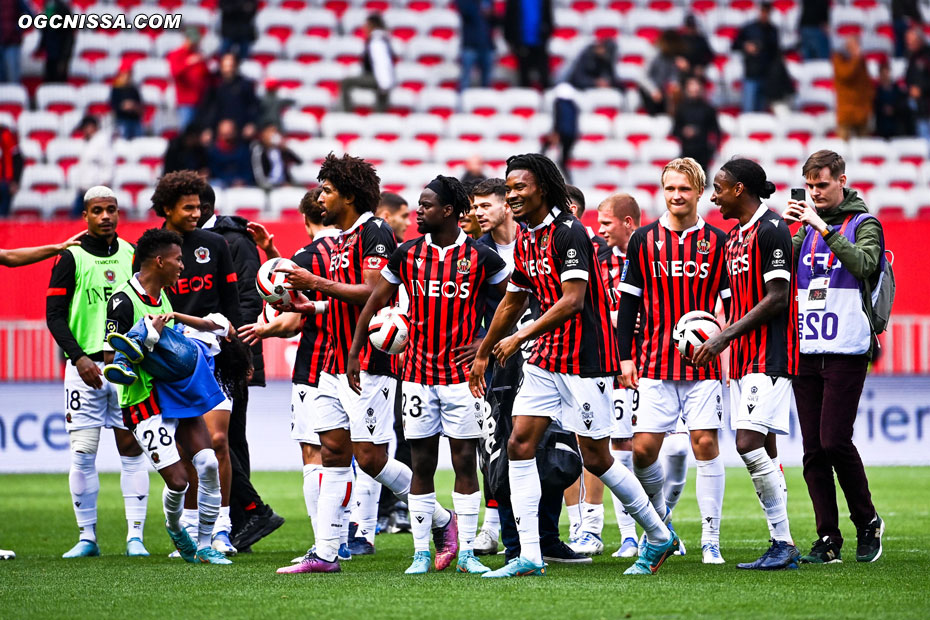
left=256, top=257, right=296, bottom=306
left=258, top=302, right=282, bottom=325
left=673, top=310, right=722, bottom=359
left=368, top=306, right=409, bottom=355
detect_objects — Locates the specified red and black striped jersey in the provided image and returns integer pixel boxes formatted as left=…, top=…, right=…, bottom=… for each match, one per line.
left=383, top=230, right=509, bottom=385
left=597, top=244, right=625, bottom=310
left=291, top=229, right=339, bottom=386
left=508, top=208, right=620, bottom=377
left=324, top=212, right=397, bottom=376
left=724, top=205, right=799, bottom=379
left=619, top=214, right=729, bottom=380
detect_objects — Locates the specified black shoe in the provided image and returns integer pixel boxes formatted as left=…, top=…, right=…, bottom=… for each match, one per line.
left=800, top=536, right=843, bottom=564
left=347, top=536, right=375, bottom=556
left=237, top=545, right=252, bottom=554
left=376, top=515, right=390, bottom=535
left=388, top=503, right=411, bottom=533
left=856, top=515, right=884, bottom=563
left=230, top=507, right=285, bottom=550
left=542, top=540, right=593, bottom=564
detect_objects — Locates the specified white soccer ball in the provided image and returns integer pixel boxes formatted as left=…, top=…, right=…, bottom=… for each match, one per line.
left=258, top=302, right=282, bottom=325
left=673, top=310, right=722, bottom=359
left=368, top=306, right=409, bottom=355
left=256, top=257, right=297, bottom=306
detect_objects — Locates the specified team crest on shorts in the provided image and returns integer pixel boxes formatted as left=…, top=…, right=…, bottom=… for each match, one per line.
left=696, top=239, right=711, bottom=255
left=631, top=414, right=637, bottom=426
left=152, top=452, right=160, bottom=464
left=66, top=413, right=72, bottom=423
left=365, top=407, right=377, bottom=434
left=474, top=402, right=483, bottom=428
left=104, top=269, right=116, bottom=282
left=194, top=247, right=210, bottom=263
left=581, top=402, right=593, bottom=429
left=457, top=258, right=472, bottom=274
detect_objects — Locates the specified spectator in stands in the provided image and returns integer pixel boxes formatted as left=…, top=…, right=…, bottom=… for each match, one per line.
left=249, top=122, right=300, bottom=191
left=38, top=0, right=75, bottom=82
left=203, top=53, right=261, bottom=141
left=457, top=0, right=496, bottom=91
left=0, top=121, right=22, bottom=217
left=340, top=13, right=395, bottom=113
left=0, top=0, right=31, bottom=83
left=375, top=192, right=410, bottom=242
left=679, top=14, right=714, bottom=79
left=460, top=154, right=487, bottom=189
left=566, top=36, right=619, bottom=90
left=209, top=119, right=254, bottom=188
left=892, top=0, right=922, bottom=58
left=799, top=0, right=831, bottom=61
left=640, top=29, right=686, bottom=116
left=110, top=62, right=144, bottom=140
left=904, top=26, right=930, bottom=143
left=219, top=0, right=258, bottom=62
left=732, top=1, right=781, bottom=112
left=258, top=80, right=293, bottom=129
left=504, top=0, right=553, bottom=89
left=70, top=116, right=114, bottom=217
left=671, top=76, right=720, bottom=174
left=541, top=82, right=580, bottom=181
left=163, top=124, right=209, bottom=177
left=168, top=28, right=210, bottom=131
left=833, top=36, right=874, bottom=140
left=873, top=60, right=912, bottom=138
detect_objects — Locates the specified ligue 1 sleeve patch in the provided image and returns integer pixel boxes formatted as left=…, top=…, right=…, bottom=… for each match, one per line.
left=105, top=319, right=117, bottom=335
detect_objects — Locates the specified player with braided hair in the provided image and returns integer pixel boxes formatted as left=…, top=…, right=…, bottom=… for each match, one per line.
left=348, top=176, right=511, bottom=574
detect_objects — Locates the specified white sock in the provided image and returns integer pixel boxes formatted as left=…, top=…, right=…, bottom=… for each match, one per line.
left=508, top=458, right=542, bottom=565
left=634, top=460, right=668, bottom=520
left=581, top=502, right=605, bottom=537
left=600, top=459, right=669, bottom=545
left=302, top=464, right=322, bottom=538
left=340, top=481, right=354, bottom=547
left=180, top=507, right=198, bottom=541
left=192, top=449, right=221, bottom=549
left=567, top=501, right=582, bottom=539
left=353, top=469, right=381, bottom=544
left=771, top=455, right=788, bottom=503
left=317, top=466, right=353, bottom=561
left=662, top=434, right=690, bottom=513
left=695, top=456, right=724, bottom=546
left=163, top=484, right=187, bottom=532
left=481, top=506, right=500, bottom=537
left=611, top=449, right=638, bottom=541
left=452, top=491, right=481, bottom=553
left=213, top=505, right=232, bottom=535
left=120, top=454, right=149, bottom=541
left=373, top=458, right=412, bottom=501
left=408, top=492, right=435, bottom=553
left=69, top=451, right=99, bottom=543
left=741, top=448, right=791, bottom=543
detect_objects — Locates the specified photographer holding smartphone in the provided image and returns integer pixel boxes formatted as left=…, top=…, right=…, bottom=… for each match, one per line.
left=782, top=150, right=886, bottom=566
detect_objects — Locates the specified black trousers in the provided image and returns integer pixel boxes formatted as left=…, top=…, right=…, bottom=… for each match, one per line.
left=229, top=388, right=267, bottom=531
left=515, top=44, right=550, bottom=89
left=497, top=485, right=564, bottom=561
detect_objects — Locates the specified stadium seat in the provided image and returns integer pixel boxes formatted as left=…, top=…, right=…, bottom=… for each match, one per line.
left=287, top=36, right=328, bottom=64
left=113, top=33, right=153, bottom=64
left=797, top=88, right=835, bottom=115
left=128, top=137, right=169, bottom=171
left=280, top=109, right=320, bottom=140
left=399, top=112, right=445, bottom=145
left=585, top=10, right=623, bottom=39
left=850, top=138, right=895, bottom=167
left=390, top=139, right=431, bottom=165
left=417, top=88, right=458, bottom=118
left=846, top=165, right=882, bottom=194
left=579, top=113, right=612, bottom=142
left=18, top=139, right=42, bottom=166
left=74, top=32, right=111, bottom=64
left=779, top=112, right=821, bottom=144
left=18, top=112, right=64, bottom=150
left=599, top=139, right=637, bottom=169
left=768, top=139, right=805, bottom=168
left=251, top=36, right=285, bottom=66
left=434, top=139, right=478, bottom=168
left=132, top=58, right=171, bottom=91
left=257, top=7, right=300, bottom=42
left=766, top=164, right=797, bottom=192
left=626, top=163, right=663, bottom=195
left=0, top=84, right=27, bottom=119
left=363, top=113, right=405, bottom=141
left=20, top=164, right=67, bottom=194
left=267, top=186, right=309, bottom=219
left=266, top=60, right=309, bottom=90
left=461, top=88, right=501, bottom=117
left=553, top=8, right=584, bottom=39
left=36, top=84, right=82, bottom=115
left=10, top=189, right=62, bottom=219
left=485, top=115, right=529, bottom=143
left=638, top=138, right=680, bottom=167
left=448, top=114, right=493, bottom=142
left=113, top=164, right=156, bottom=205
left=891, top=138, right=928, bottom=167
left=576, top=88, right=624, bottom=119
left=306, top=61, right=347, bottom=94
left=395, top=62, right=431, bottom=92
left=321, top=112, right=365, bottom=144
left=737, top=113, right=782, bottom=142
left=220, top=187, right=268, bottom=219
left=384, top=8, right=423, bottom=41
left=615, top=113, right=671, bottom=146
left=616, top=34, right=656, bottom=65
left=406, top=37, right=455, bottom=66
left=500, top=88, right=543, bottom=118
left=626, top=8, right=684, bottom=42
left=720, top=137, right=768, bottom=163
left=45, top=138, right=85, bottom=175
left=282, top=86, right=333, bottom=120
left=869, top=188, right=914, bottom=218
left=882, top=163, right=919, bottom=190
left=288, top=137, right=343, bottom=165
left=421, top=8, right=459, bottom=40
left=831, top=5, right=866, bottom=37
left=300, top=8, right=339, bottom=37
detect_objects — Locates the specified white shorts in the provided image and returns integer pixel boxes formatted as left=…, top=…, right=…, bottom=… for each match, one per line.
left=65, top=361, right=125, bottom=431
left=611, top=386, right=634, bottom=440
left=213, top=395, right=232, bottom=413
left=729, top=373, right=793, bottom=435
left=133, top=415, right=180, bottom=471
left=512, top=364, right=614, bottom=439
left=633, top=378, right=723, bottom=434
left=314, top=371, right=397, bottom=444
left=401, top=381, right=483, bottom=440
left=291, top=383, right=321, bottom=445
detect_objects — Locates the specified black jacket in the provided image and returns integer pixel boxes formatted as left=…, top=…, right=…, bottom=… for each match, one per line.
left=503, top=0, right=552, bottom=48
left=219, top=0, right=258, bottom=42
left=202, top=74, right=261, bottom=131
left=203, top=214, right=265, bottom=385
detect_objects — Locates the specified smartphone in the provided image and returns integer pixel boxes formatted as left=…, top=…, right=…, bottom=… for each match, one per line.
left=790, top=188, right=805, bottom=202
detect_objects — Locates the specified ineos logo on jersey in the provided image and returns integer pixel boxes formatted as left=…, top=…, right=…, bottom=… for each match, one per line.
left=651, top=260, right=711, bottom=278
left=526, top=258, right=552, bottom=277
left=172, top=275, right=213, bottom=294
left=728, top=255, right=751, bottom=275
left=411, top=279, right=471, bottom=299
left=330, top=251, right=351, bottom=270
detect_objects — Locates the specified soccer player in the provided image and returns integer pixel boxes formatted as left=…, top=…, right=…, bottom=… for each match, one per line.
left=46, top=187, right=150, bottom=558
left=275, top=154, right=457, bottom=574
left=617, top=159, right=729, bottom=565
left=239, top=189, right=352, bottom=561
left=104, top=228, right=230, bottom=564
left=198, top=183, right=283, bottom=552
left=348, top=176, right=510, bottom=574
left=2, top=232, right=82, bottom=267
left=151, top=171, right=245, bottom=555
left=471, top=153, right=677, bottom=578
left=694, top=158, right=800, bottom=570
left=375, top=191, right=411, bottom=241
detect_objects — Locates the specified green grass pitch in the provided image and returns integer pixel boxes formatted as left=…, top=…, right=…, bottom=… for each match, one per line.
left=1, top=467, right=928, bottom=619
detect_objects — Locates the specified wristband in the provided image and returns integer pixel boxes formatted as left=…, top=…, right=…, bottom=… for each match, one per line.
left=312, top=300, right=329, bottom=315
left=821, top=225, right=834, bottom=239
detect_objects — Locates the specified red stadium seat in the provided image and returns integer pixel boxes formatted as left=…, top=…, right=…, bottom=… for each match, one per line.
left=0, top=84, right=27, bottom=119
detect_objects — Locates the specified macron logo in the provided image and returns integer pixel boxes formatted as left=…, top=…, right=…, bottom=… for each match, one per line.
left=655, top=240, right=665, bottom=251
left=111, top=298, right=122, bottom=310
